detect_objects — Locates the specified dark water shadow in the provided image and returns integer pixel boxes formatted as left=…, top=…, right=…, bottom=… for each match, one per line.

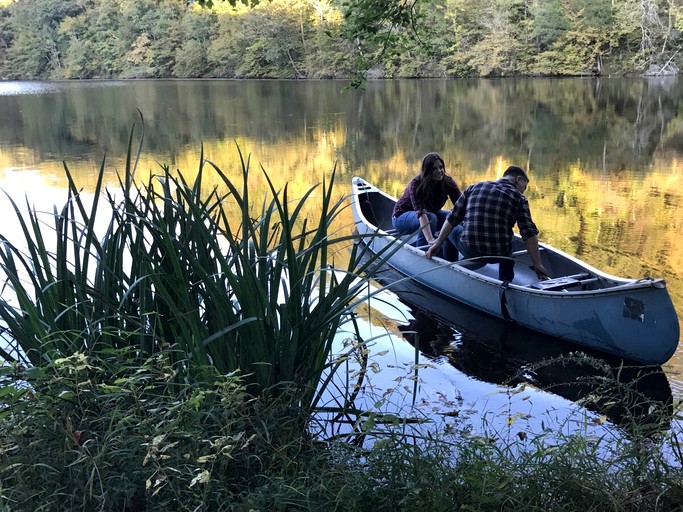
left=369, top=263, right=674, bottom=438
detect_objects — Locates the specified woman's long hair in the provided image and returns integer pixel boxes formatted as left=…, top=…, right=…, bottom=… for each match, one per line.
left=415, top=152, right=446, bottom=201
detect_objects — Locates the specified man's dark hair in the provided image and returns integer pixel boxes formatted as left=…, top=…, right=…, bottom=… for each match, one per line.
left=503, top=165, right=529, bottom=181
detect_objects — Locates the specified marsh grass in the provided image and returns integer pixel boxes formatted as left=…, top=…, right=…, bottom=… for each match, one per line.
left=0, top=123, right=391, bottom=414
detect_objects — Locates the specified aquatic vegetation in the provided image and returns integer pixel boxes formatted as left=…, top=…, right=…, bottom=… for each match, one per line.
left=0, top=120, right=387, bottom=414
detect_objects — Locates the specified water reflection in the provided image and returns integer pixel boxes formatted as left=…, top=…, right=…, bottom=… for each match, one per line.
left=375, top=265, right=675, bottom=438
left=0, top=78, right=681, bottom=390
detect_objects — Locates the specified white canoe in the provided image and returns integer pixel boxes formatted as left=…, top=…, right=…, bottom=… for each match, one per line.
left=351, top=176, right=680, bottom=365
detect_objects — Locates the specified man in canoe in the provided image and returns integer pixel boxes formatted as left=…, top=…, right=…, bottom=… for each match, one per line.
left=425, top=165, right=549, bottom=282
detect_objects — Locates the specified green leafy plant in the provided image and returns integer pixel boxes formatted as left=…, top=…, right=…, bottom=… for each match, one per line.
left=0, top=350, right=317, bottom=511
left=0, top=121, right=387, bottom=415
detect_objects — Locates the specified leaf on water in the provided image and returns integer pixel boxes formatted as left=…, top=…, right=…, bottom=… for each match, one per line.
left=508, top=384, right=527, bottom=395
left=592, top=415, right=608, bottom=425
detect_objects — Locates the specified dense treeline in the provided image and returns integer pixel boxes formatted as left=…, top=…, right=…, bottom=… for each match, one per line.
left=0, top=0, right=682, bottom=80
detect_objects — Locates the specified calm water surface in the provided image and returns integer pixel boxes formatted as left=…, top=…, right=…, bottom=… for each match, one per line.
left=1, top=79, right=682, bottom=435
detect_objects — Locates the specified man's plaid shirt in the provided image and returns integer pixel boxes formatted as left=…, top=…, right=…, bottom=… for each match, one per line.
left=446, top=178, right=539, bottom=256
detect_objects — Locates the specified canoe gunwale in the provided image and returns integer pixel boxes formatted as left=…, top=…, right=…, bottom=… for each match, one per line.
left=361, top=231, right=665, bottom=298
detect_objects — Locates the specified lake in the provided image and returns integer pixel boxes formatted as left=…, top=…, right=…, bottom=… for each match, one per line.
left=0, top=78, right=681, bottom=439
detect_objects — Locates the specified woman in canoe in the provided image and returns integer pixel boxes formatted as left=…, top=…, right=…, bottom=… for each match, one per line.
left=391, top=152, right=461, bottom=259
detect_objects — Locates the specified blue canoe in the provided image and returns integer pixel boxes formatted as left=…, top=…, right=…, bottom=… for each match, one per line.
left=351, top=176, right=680, bottom=365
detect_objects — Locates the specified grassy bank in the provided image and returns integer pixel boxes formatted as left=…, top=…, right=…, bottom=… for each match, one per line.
left=0, top=130, right=682, bottom=511
left=1, top=351, right=682, bottom=511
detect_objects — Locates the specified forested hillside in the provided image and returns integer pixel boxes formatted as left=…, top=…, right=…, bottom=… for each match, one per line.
left=0, top=0, right=681, bottom=80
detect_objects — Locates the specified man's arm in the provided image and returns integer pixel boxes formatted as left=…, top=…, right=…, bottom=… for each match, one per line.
left=425, top=191, right=467, bottom=259
left=425, top=217, right=455, bottom=259
left=524, top=235, right=549, bottom=279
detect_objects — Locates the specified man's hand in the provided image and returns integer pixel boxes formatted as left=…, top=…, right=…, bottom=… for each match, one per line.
left=425, top=239, right=441, bottom=259
left=532, top=264, right=550, bottom=280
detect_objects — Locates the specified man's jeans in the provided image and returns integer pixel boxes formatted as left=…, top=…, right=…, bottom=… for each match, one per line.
left=448, top=225, right=514, bottom=281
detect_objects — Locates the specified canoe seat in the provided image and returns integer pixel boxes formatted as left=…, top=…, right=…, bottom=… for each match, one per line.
left=528, top=273, right=591, bottom=291
left=529, top=276, right=581, bottom=291
left=511, top=247, right=545, bottom=257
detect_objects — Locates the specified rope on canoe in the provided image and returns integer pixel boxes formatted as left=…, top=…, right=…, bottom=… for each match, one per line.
left=499, top=281, right=514, bottom=322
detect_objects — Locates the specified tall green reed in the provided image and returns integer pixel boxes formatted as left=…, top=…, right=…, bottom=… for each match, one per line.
left=0, top=122, right=386, bottom=413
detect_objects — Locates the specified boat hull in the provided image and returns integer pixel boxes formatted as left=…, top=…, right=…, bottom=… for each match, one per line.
left=352, top=176, right=680, bottom=365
